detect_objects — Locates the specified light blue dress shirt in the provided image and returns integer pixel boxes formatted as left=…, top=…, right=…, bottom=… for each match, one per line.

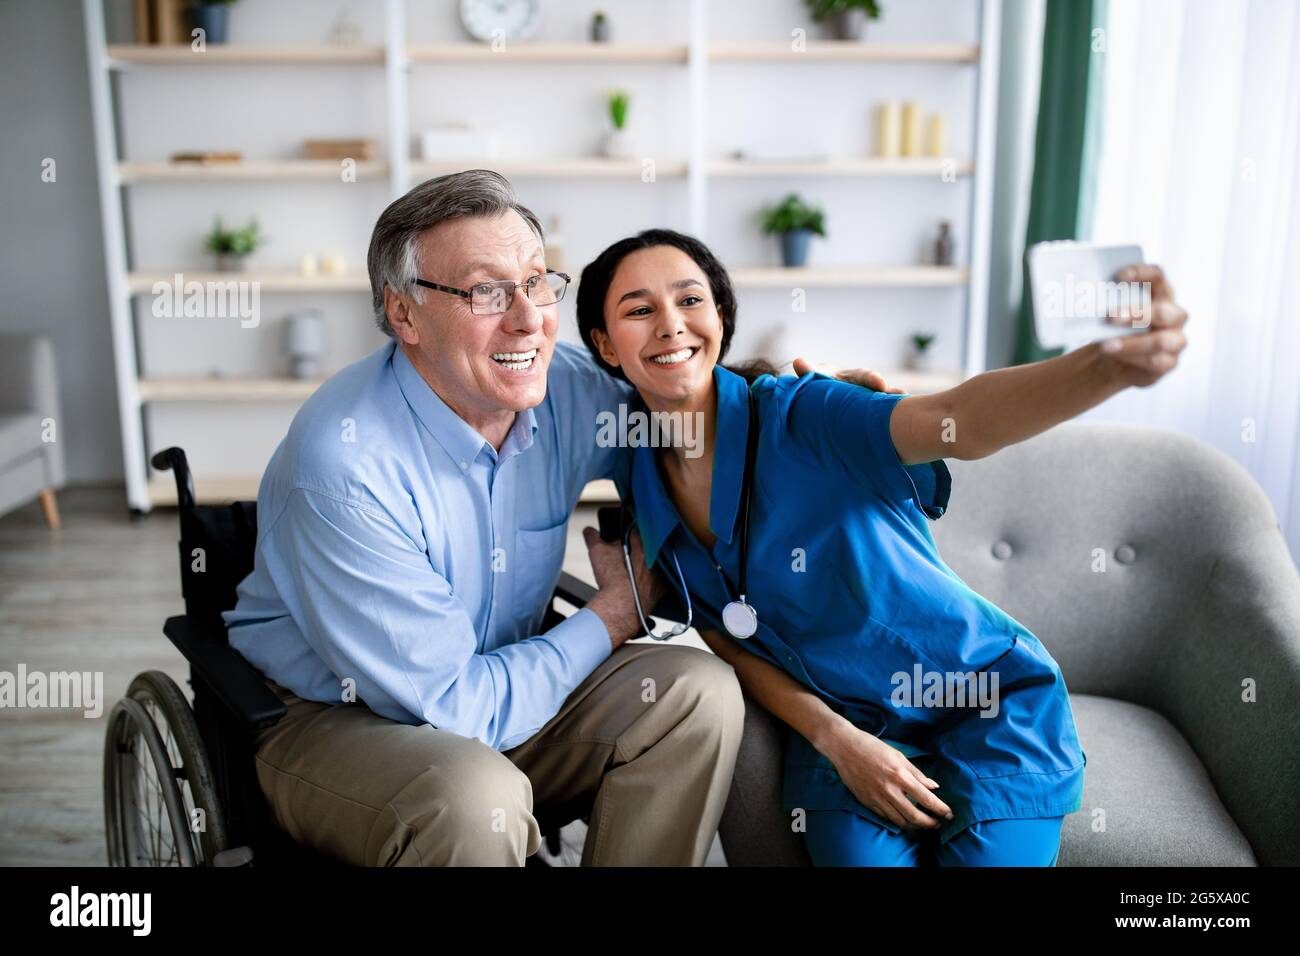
left=222, top=339, right=632, bottom=751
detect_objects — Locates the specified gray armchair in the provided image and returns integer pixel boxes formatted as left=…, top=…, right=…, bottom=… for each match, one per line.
left=0, top=333, right=65, bottom=527
left=718, top=421, right=1300, bottom=866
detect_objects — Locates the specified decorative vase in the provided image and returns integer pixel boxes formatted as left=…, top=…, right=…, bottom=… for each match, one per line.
left=600, top=127, right=633, bottom=159
left=780, top=229, right=813, bottom=267
left=285, top=311, right=327, bottom=379
left=934, top=221, right=955, bottom=266
left=192, top=5, right=231, bottom=44
left=905, top=348, right=932, bottom=371
left=214, top=253, right=247, bottom=272
left=826, top=10, right=867, bottom=40
left=590, top=15, right=610, bottom=43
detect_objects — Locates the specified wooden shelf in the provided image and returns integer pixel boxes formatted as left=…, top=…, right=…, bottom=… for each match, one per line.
left=147, top=474, right=259, bottom=506
left=729, top=266, right=969, bottom=288
left=407, top=43, right=688, bottom=63
left=709, top=42, right=979, bottom=62
left=873, top=367, right=966, bottom=393
left=149, top=474, right=617, bottom=507
left=710, top=157, right=973, bottom=177
left=409, top=157, right=688, bottom=179
left=579, top=480, right=619, bottom=504
left=106, top=44, right=384, bottom=66
left=138, top=377, right=325, bottom=402
left=118, top=160, right=387, bottom=181
left=128, top=271, right=369, bottom=293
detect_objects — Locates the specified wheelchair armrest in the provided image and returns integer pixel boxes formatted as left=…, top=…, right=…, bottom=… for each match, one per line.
left=553, top=571, right=596, bottom=607
left=162, top=614, right=287, bottom=732
left=551, top=572, right=692, bottom=629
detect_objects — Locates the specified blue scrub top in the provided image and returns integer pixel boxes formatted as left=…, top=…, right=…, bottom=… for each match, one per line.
left=614, top=365, right=1087, bottom=845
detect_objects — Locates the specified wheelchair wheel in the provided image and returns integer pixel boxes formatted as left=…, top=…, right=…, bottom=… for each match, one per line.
left=104, top=670, right=228, bottom=866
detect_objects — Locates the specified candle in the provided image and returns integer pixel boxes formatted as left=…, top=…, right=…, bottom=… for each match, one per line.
left=877, top=101, right=900, bottom=158
left=901, top=101, right=922, bottom=157
left=299, top=254, right=318, bottom=277
left=926, top=114, right=949, bottom=157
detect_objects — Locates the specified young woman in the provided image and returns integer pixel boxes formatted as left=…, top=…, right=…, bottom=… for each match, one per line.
left=575, top=229, right=1188, bottom=866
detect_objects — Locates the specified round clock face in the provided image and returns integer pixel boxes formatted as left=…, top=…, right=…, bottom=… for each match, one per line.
left=459, top=0, right=542, bottom=43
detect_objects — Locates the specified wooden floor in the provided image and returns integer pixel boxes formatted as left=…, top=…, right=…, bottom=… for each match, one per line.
left=0, top=485, right=724, bottom=866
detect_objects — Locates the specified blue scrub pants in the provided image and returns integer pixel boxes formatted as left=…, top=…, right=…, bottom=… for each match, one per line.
left=802, top=810, right=1065, bottom=867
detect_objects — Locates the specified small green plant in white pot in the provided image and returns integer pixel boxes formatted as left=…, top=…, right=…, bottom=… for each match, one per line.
left=205, top=217, right=264, bottom=272
left=759, top=193, right=826, bottom=267
left=905, top=331, right=936, bottom=371
left=600, top=90, right=632, bottom=158
left=804, top=0, right=882, bottom=40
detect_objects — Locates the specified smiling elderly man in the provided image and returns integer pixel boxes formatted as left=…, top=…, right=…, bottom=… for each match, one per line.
left=222, top=169, right=744, bottom=866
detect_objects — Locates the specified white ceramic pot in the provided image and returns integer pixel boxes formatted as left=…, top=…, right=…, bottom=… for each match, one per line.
left=904, top=349, right=932, bottom=371
left=600, top=127, right=633, bottom=159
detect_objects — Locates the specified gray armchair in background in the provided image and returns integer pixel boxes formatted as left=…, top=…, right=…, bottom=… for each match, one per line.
left=0, top=333, right=65, bottom=527
left=718, top=422, right=1300, bottom=866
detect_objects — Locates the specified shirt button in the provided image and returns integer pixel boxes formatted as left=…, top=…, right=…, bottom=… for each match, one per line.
left=459, top=460, right=469, bottom=471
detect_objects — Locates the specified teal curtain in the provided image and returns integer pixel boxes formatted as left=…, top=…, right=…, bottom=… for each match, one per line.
left=1012, top=0, right=1109, bottom=364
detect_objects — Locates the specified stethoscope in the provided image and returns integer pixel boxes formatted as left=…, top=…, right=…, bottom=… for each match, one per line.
left=614, top=386, right=760, bottom=641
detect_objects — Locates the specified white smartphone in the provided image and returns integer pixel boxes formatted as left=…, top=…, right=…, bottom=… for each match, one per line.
left=1025, top=241, right=1152, bottom=350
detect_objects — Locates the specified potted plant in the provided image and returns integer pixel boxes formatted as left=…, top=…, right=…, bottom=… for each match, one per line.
left=803, top=0, right=882, bottom=41
left=600, top=90, right=632, bottom=158
left=759, top=193, right=826, bottom=267
left=905, top=331, right=936, bottom=371
left=190, top=0, right=239, bottom=45
left=590, top=11, right=611, bottom=43
left=205, top=217, right=264, bottom=271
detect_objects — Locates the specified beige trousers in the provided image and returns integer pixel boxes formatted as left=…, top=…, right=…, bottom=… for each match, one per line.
left=251, top=642, right=745, bottom=866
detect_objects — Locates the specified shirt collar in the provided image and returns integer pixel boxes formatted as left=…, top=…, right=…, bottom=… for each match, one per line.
left=628, top=363, right=752, bottom=568
left=389, top=340, right=538, bottom=468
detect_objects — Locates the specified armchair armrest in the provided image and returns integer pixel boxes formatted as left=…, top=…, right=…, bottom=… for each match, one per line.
left=1160, top=530, right=1300, bottom=865
left=162, top=614, right=287, bottom=732
left=0, top=333, right=64, bottom=487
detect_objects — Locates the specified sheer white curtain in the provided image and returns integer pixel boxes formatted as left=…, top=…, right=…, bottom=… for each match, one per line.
left=1082, top=0, right=1300, bottom=564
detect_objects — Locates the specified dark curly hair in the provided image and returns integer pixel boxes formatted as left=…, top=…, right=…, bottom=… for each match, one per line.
left=575, top=228, right=777, bottom=384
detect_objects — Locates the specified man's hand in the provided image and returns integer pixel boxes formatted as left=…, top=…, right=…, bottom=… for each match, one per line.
left=1099, top=263, right=1189, bottom=388
left=792, top=357, right=907, bottom=394
left=582, top=525, right=664, bottom=648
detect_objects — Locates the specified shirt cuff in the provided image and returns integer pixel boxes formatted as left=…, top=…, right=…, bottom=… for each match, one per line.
left=549, top=606, right=614, bottom=678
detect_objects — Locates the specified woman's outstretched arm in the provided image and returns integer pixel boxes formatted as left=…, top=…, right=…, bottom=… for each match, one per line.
left=889, top=264, right=1189, bottom=465
left=697, top=628, right=953, bottom=830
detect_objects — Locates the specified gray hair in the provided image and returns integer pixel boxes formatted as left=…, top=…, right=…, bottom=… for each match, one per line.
left=366, top=169, right=544, bottom=336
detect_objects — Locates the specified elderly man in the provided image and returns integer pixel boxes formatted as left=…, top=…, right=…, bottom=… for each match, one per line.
left=223, top=169, right=742, bottom=866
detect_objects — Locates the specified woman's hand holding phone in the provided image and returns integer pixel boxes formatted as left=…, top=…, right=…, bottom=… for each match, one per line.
left=819, top=723, right=955, bottom=831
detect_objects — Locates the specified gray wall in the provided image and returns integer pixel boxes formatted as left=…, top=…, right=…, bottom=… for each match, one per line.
left=0, top=0, right=123, bottom=484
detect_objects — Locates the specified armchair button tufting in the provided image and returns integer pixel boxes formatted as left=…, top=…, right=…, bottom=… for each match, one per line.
left=1115, top=544, right=1136, bottom=564
left=991, top=540, right=1013, bottom=560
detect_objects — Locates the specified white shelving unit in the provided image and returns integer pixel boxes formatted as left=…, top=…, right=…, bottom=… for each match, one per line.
left=84, top=0, right=1001, bottom=511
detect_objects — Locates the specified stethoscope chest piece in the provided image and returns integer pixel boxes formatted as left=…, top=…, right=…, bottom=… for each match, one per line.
left=722, top=599, right=758, bottom=639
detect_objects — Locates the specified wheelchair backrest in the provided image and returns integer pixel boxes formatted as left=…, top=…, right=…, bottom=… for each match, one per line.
left=152, top=446, right=259, bottom=618
left=178, top=500, right=258, bottom=618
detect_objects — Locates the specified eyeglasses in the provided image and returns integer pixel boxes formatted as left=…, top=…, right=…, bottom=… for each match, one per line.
left=413, top=270, right=570, bottom=316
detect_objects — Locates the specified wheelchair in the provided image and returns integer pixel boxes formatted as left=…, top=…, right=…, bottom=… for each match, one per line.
left=103, top=446, right=605, bottom=867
